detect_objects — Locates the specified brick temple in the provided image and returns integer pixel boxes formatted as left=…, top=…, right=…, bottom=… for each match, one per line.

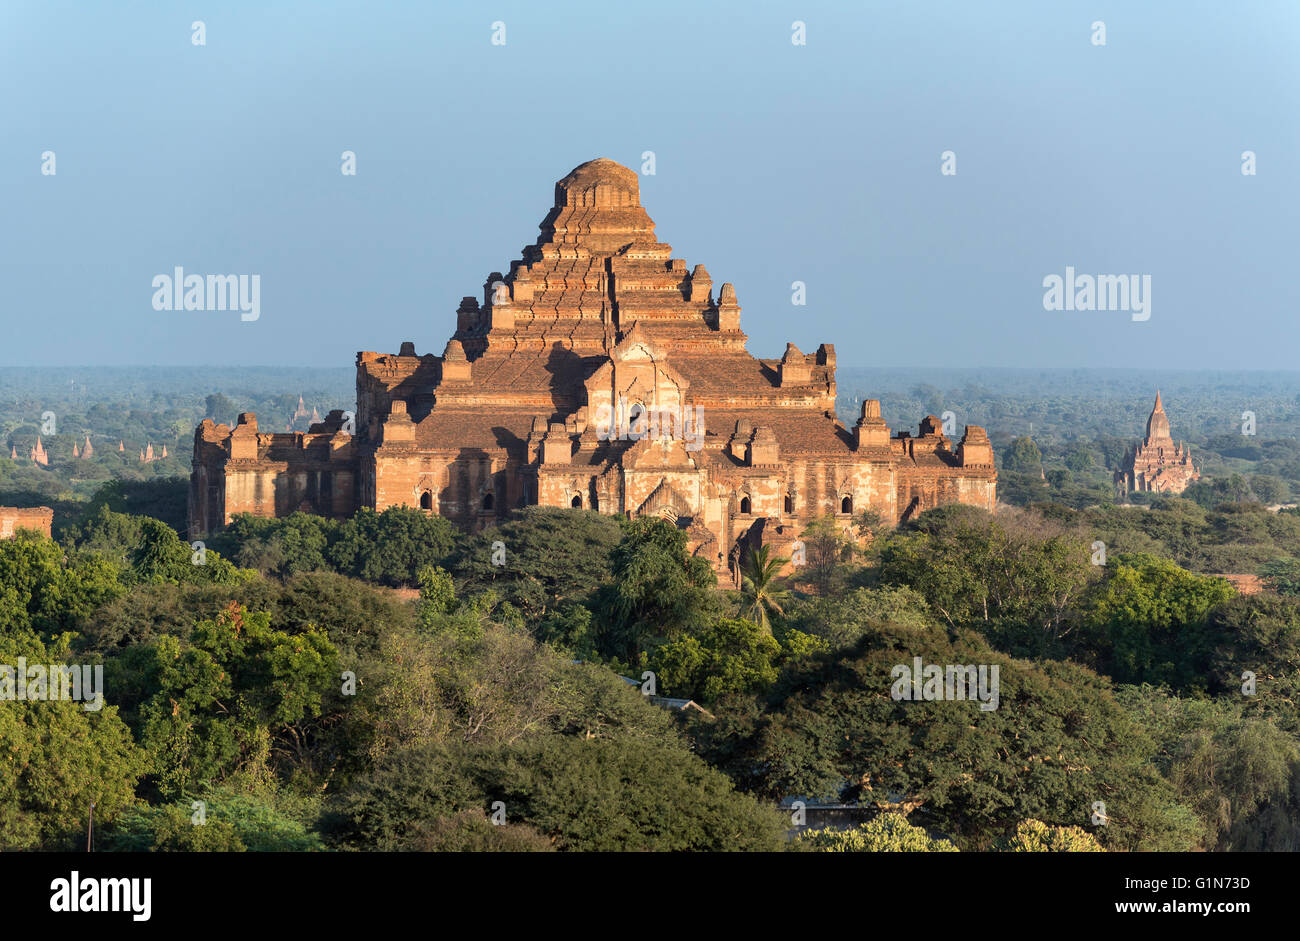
left=1116, top=390, right=1199, bottom=496
left=189, top=158, right=997, bottom=576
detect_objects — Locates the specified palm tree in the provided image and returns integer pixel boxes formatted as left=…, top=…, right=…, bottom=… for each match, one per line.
left=739, top=544, right=792, bottom=634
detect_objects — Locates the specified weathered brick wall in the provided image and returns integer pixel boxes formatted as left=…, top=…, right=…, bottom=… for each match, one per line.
left=0, top=506, right=53, bottom=539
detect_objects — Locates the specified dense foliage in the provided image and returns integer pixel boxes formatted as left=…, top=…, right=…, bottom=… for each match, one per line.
left=5, top=362, right=1300, bottom=852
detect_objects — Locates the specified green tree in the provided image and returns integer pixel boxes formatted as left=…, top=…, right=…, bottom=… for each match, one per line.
left=0, top=631, right=145, bottom=850
left=800, top=514, right=852, bottom=595
left=138, top=603, right=340, bottom=798
left=329, top=506, right=457, bottom=587
left=650, top=617, right=782, bottom=703
left=787, top=586, right=933, bottom=650
left=1260, top=557, right=1300, bottom=596
left=738, top=544, right=791, bottom=634
left=417, top=564, right=457, bottom=626
left=1083, top=553, right=1236, bottom=686
left=692, top=621, right=1202, bottom=851
left=594, top=517, right=718, bottom=661
left=1063, top=443, right=1095, bottom=473
left=877, top=506, right=1097, bottom=658
left=449, top=507, right=623, bottom=623
left=210, top=512, right=339, bottom=578
left=1003, top=436, right=1043, bottom=473
left=1118, top=687, right=1300, bottom=851
left=323, top=737, right=787, bottom=852
left=1250, top=475, right=1288, bottom=505
left=1001, top=819, right=1105, bottom=852
left=402, top=809, right=555, bottom=852
left=204, top=393, right=236, bottom=424
left=797, top=814, right=958, bottom=852
left=100, top=804, right=246, bottom=852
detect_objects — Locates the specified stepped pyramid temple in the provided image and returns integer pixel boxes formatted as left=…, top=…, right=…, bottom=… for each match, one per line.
left=189, top=159, right=997, bottom=576
left=1116, top=391, right=1199, bottom=496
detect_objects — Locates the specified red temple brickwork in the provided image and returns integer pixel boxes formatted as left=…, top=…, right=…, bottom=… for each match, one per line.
left=0, top=506, right=53, bottom=539
left=190, top=159, right=997, bottom=576
left=1117, top=391, right=1199, bottom=496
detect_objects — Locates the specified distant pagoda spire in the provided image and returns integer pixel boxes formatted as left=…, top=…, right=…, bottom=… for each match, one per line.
left=1143, top=389, right=1173, bottom=445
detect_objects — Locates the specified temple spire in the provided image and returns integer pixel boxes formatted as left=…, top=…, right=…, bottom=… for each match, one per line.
left=1144, top=389, right=1172, bottom=444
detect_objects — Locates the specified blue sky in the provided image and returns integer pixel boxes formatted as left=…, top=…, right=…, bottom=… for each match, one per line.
left=2, top=0, right=1296, bottom=368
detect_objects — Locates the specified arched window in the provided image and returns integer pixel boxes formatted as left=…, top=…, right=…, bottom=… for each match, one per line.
left=571, top=494, right=583, bottom=508
left=784, top=493, right=794, bottom=514
left=419, top=491, right=432, bottom=510
left=840, top=495, right=853, bottom=514
left=739, top=496, right=751, bottom=515
left=482, top=492, right=494, bottom=511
